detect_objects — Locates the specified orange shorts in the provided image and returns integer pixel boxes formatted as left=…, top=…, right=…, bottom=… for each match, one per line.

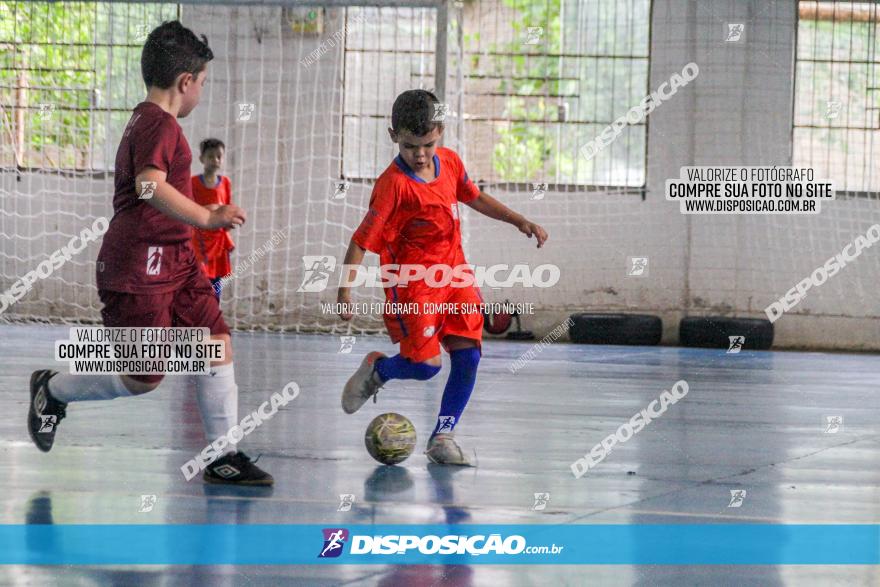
left=384, top=285, right=484, bottom=363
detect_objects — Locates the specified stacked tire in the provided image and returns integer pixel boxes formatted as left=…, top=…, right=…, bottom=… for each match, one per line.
left=568, top=313, right=662, bottom=346
left=679, top=316, right=773, bottom=350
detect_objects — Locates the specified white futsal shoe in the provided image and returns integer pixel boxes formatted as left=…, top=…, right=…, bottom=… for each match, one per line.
left=341, top=351, right=386, bottom=414
left=425, top=433, right=472, bottom=466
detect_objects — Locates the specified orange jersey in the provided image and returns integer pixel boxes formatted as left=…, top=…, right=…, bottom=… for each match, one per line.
left=353, top=147, right=481, bottom=295
left=191, top=175, right=235, bottom=279
left=353, top=147, right=484, bottom=361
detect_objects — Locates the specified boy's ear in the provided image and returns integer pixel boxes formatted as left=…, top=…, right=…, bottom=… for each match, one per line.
left=387, top=127, right=399, bottom=144
left=176, top=71, right=194, bottom=94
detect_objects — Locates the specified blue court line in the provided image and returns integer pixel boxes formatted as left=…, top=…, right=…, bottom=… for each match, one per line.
left=1, top=524, right=878, bottom=565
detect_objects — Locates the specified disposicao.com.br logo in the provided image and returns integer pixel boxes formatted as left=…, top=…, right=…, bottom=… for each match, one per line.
left=317, top=528, right=563, bottom=558
left=297, top=256, right=560, bottom=292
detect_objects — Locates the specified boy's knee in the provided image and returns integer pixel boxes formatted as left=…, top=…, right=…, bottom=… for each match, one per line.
left=413, top=361, right=442, bottom=380
left=450, top=347, right=481, bottom=373
left=211, top=333, right=233, bottom=365
left=122, top=374, right=163, bottom=395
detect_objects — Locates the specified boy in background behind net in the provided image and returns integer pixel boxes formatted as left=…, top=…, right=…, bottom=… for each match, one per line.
left=192, top=138, right=235, bottom=300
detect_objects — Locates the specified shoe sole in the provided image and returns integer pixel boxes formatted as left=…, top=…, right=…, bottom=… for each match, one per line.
left=426, top=455, right=473, bottom=467
left=203, top=474, right=275, bottom=487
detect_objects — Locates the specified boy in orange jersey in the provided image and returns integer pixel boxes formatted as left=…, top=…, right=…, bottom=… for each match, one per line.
left=191, top=138, right=235, bottom=299
left=339, top=89, right=548, bottom=465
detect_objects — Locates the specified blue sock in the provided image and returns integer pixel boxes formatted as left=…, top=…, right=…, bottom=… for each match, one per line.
left=210, top=277, right=223, bottom=300
left=432, top=347, right=480, bottom=437
left=375, top=354, right=441, bottom=383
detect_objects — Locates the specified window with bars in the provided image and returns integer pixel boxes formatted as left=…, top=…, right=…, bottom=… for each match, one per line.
left=0, top=1, right=178, bottom=172
left=461, top=0, right=651, bottom=188
left=794, top=0, right=880, bottom=196
left=341, top=0, right=651, bottom=188
left=341, top=6, right=439, bottom=180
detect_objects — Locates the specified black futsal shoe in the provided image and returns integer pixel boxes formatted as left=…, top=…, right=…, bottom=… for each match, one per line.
left=27, top=370, right=67, bottom=453
left=203, top=451, right=274, bottom=486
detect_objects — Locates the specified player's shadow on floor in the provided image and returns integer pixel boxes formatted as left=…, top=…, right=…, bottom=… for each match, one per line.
left=23, top=490, right=56, bottom=561
left=364, top=464, right=415, bottom=499
left=23, top=492, right=168, bottom=586
left=24, top=490, right=54, bottom=525
left=427, top=463, right=472, bottom=525
left=360, top=464, right=472, bottom=525
left=202, top=484, right=274, bottom=500
left=377, top=564, right=474, bottom=587
left=363, top=466, right=475, bottom=583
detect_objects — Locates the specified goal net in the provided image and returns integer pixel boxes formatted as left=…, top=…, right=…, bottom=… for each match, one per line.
left=2, top=0, right=879, bottom=349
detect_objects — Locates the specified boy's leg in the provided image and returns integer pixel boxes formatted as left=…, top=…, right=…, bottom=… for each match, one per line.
left=341, top=309, right=443, bottom=414
left=425, top=336, right=480, bottom=466
left=27, top=290, right=170, bottom=452
left=425, top=288, right=484, bottom=466
left=194, top=333, right=238, bottom=456
left=376, top=353, right=442, bottom=380
left=174, top=273, right=272, bottom=486
left=431, top=336, right=480, bottom=437
left=48, top=289, right=171, bottom=398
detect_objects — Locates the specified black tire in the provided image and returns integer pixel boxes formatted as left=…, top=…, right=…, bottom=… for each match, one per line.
left=569, top=313, right=662, bottom=346
left=679, top=316, right=773, bottom=350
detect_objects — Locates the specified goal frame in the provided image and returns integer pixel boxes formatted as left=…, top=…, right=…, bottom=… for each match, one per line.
left=40, top=0, right=451, bottom=101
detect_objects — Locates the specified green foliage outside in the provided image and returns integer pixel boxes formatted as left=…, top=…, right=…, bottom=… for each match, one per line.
left=0, top=1, right=175, bottom=169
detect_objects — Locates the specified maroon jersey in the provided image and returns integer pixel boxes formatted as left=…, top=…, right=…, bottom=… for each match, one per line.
left=96, top=102, right=201, bottom=293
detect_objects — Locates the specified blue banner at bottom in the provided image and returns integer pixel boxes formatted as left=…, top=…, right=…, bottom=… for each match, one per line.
left=1, top=524, right=877, bottom=565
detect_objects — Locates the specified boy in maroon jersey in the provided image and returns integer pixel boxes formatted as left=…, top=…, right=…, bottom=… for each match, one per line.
left=26, top=21, right=272, bottom=485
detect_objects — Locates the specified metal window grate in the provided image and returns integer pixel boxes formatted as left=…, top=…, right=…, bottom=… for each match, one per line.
left=794, top=0, right=880, bottom=197
left=341, top=5, right=439, bottom=180
left=0, top=1, right=179, bottom=172
left=340, top=0, right=651, bottom=189
left=459, top=0, right=651, bottom=189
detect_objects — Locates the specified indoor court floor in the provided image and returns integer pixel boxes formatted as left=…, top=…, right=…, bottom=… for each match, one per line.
left=0, top=323, right=877, bottom=586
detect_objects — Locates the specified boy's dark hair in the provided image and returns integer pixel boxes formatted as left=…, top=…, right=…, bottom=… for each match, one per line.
left=391, top=89, right=443, bottom=136
left=141, top=21, right=214, bottom=89
left=200, top=138, right=225, bottom=155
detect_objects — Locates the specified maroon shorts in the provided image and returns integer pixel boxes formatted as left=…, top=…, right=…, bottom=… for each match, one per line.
left=99, top=272, right=229, bottom=383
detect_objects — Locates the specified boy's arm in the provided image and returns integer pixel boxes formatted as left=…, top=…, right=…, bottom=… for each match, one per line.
left=213, top=177, right=231, bottom=211
left=337, top=176, right=397, bottom=321
left=137, top=167, right=245, bottom=230
left=465, top=190, right=548, bottom=248
left=337, top=239, right=367, bottom=322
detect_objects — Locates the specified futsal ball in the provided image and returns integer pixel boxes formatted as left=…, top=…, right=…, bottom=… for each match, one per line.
left=364, top=413, right=417, bottom=465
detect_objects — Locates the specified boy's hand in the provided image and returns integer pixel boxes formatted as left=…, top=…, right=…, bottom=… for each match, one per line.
left=337, top=288, right=354, bottom=321
left=517, top=219, right=548, bottom=248
left=466, top=192, right=548, bottom=248
left=207, top=205, right=247, bottom=230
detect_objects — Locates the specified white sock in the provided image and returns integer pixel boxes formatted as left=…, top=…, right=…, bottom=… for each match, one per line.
left=48, top=373, right=132, bottom=403
left=194, top=362, right=238, bottom=455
